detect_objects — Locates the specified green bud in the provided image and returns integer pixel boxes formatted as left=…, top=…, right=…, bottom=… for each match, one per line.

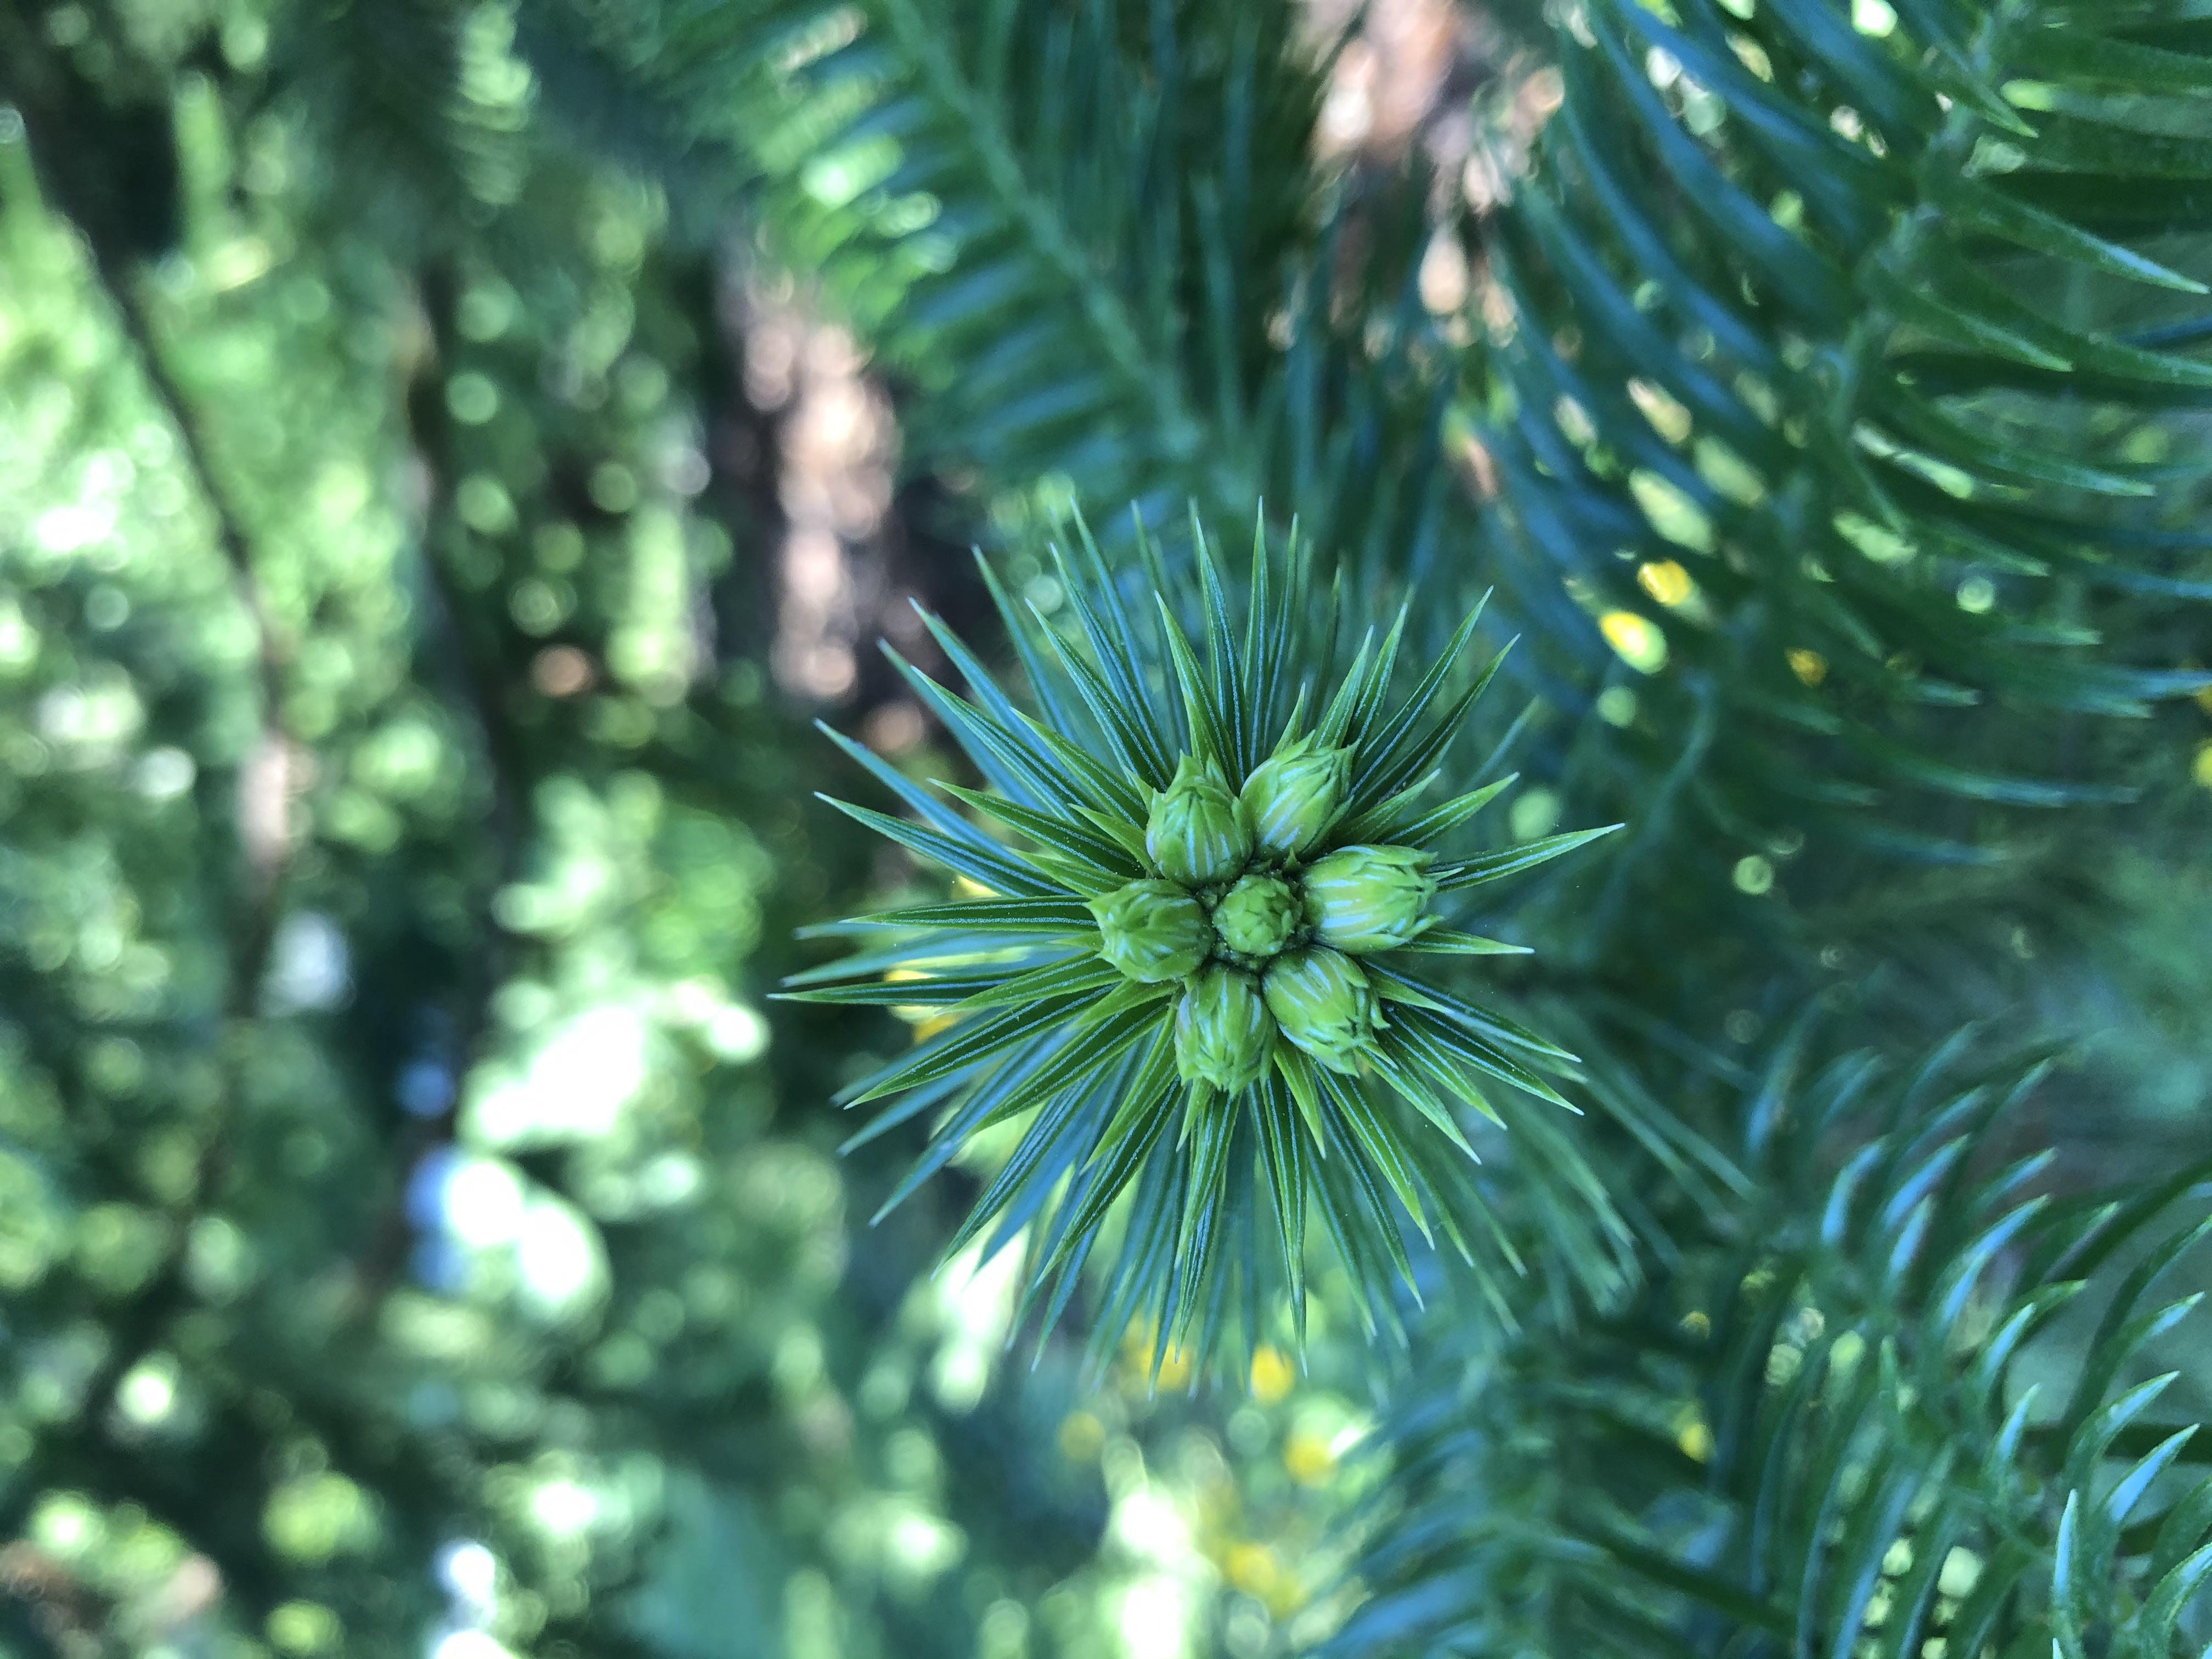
left=1300, top=844, right=1438, bottom=953
left=1088, top=879, right=1212, bottom=983
left=1146, top=754, right=1253, bottom=886
left=1212, top=871, right=1301, bottom=959
left=1174, top=965, right=1275, bottom=1092
left=1261, top=946, right=1381, bottom=1075
left=1240, top=734, right=1353, bottom=860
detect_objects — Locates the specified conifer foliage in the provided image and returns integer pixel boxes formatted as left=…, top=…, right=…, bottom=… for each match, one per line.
left=1484, top=0, right=2212, bottom=871
left=787, top=516, right=1618, bottom=1362
left=1337, top=1036, right=2212, bottom=1658
left=3, top=0, right=2210, bottom=1655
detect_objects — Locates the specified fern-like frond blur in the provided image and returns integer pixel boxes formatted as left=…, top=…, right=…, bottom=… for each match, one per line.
left=1338, top=1031, right=2212, bottom=1658
left=527, top=0, right=1468, bottom=578
left=1478, top=0, right=2212, bottom=877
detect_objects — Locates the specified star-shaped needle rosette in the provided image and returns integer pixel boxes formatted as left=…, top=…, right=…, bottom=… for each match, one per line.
left=782, top=512, right=1619, bottom=1370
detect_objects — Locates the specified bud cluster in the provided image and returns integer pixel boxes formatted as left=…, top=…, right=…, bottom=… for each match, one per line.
left=813, top=521, right=1607, bottom=1353
left=1082, top=733, right=1444, bottom=1088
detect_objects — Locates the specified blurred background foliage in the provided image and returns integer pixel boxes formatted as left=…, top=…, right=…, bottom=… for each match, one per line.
left=0, top=0, right=2209, bottom=1656
left=0, top=1, right=1409, bottom=1655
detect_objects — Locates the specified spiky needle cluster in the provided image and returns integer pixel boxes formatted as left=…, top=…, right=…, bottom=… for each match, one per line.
left=785, top=516, right=1616, bottom=1362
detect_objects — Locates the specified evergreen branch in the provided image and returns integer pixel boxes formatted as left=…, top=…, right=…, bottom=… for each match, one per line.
left=803, top=512, right=1651, bottom=1363
left=1336, top=1034, right=2212, bottom=1658
left=1479, top=0, right=2212, bottom=931
left=867, top=0, right=1237, bottom=499
left=530, top=0, right=1466, bottom=579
